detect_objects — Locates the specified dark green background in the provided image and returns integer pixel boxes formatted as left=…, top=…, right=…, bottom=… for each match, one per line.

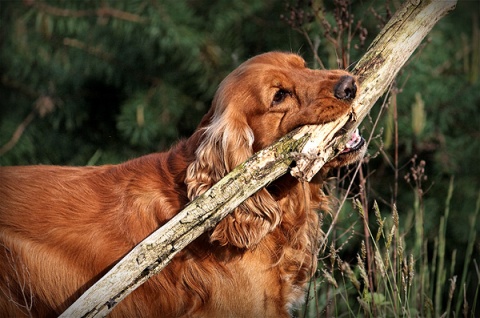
left=1, top=0, right=479, bottom=314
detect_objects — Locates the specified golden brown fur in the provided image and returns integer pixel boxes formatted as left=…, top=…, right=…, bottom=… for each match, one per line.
left=0, top=52, right=365, bottom=317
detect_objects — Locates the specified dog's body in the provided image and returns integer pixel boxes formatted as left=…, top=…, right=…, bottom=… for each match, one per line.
left=0, top=52, right=365, bottom=317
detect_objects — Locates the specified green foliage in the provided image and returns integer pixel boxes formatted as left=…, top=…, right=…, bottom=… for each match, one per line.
left=299, top=180, right=479, bottom=317
left=1, top=0, right=479, bottom=316
left=0, top=0, right=299, bottom=165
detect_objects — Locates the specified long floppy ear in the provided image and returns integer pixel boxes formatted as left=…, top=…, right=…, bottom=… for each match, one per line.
left=185, top=107, right=282, bottom=249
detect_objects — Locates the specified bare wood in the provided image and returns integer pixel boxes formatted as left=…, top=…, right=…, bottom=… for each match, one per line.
left=290, top=0, right=458, bottom=181
left=60, top=1, right=456, bottom=317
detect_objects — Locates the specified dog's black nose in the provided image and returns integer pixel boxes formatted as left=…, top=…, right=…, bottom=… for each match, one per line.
left=334, top=75, right=357, bottom=100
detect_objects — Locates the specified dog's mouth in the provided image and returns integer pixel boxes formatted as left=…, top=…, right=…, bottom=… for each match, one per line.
left=341, top=128, right=365, bottom=154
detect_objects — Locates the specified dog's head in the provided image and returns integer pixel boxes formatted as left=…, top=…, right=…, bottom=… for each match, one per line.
left=186, top=52, right=365, bottom=248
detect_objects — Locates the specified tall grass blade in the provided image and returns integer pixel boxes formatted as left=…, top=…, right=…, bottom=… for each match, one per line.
left=454, top=190, right=480, bottom=315
left=435, top=177, right=454, bottom=316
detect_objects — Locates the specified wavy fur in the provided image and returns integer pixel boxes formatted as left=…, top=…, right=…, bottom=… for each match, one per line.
left=0, top=52, right=365, bottom=317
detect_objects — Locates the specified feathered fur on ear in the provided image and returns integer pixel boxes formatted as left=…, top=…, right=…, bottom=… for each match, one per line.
left=185, top=106, right=281, bottom=249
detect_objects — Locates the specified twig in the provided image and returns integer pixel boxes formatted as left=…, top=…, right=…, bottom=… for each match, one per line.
left=33, top=2, right=147, bottom=23
left=0, top=111, right=35, bottom=157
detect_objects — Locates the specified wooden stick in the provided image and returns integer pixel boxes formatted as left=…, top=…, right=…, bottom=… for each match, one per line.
left=60, top=1, right=457, bottom=316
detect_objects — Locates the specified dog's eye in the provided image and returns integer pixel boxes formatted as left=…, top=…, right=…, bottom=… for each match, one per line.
left=272, top=89, right=290, bottom=105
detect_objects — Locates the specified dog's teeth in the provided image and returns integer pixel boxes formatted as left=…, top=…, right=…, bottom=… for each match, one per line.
left=342, top=129, right=363, bottom=153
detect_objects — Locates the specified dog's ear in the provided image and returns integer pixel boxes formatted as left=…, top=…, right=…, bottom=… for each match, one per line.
left=185, top=107, right=254, bottom=200
left=209, top=188, right=281, bottom=249
left=185, top=99, right=281, bottom=249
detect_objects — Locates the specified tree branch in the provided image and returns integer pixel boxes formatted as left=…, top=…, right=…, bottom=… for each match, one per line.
left=60, top=1, right=457, bottom=317
left=33, top=2, right=147, bottom=23
left=290, top=0, right=457, bottom=181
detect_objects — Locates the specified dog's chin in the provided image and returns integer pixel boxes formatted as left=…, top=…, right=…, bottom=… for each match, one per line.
left=324, top=129, right=366, bottom=169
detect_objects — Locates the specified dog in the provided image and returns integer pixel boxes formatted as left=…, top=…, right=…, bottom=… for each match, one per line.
left=0, top=52, right=366, bottom=317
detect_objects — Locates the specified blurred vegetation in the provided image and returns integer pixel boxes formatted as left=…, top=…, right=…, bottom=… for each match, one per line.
left=0, top=0, right=478, bottom=316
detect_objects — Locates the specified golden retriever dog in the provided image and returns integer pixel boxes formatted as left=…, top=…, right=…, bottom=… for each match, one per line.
left=0, top=52, right=366, bottom=317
